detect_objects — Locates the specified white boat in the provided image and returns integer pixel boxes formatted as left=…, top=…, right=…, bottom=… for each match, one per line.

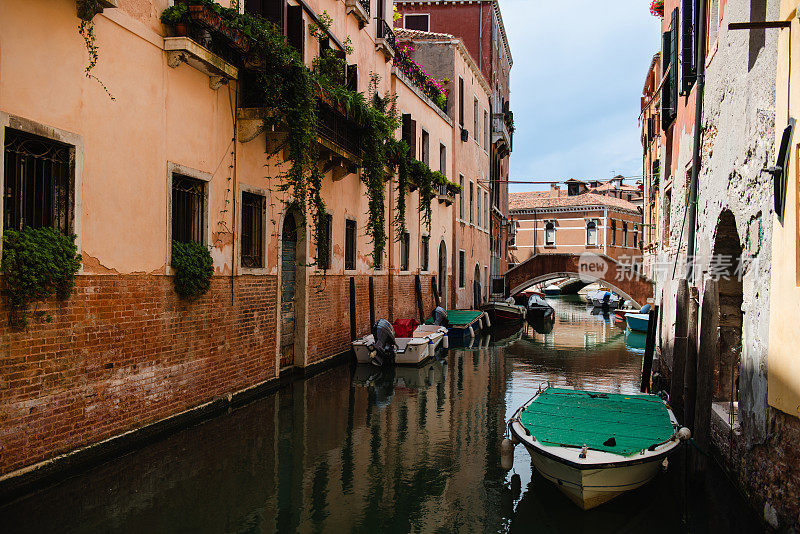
left=352, top=330, right=445, bottom=365
left=586, top=289, right=621, bottom=309
left=507, top=386, right=688, bottom=510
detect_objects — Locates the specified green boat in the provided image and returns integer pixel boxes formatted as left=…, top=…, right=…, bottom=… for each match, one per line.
left=508, top=386, right=689, bottom=510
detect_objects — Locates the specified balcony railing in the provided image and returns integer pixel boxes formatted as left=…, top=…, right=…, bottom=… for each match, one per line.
left=394, top=49, right=447, bottom=112
left=359, top=0, right=370, bottom=15
left=377, top=19, right=397, bottom=54
left=316, top=101, right=362, bottom=159
left=492, top=113, right=511, bottom=150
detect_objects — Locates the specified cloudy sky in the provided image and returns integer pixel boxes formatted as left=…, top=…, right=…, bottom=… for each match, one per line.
left=501, top=0, right=662, bottom=192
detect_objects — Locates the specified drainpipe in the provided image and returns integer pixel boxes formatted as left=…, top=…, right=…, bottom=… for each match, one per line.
left=603, top=208, right=608, bottom=256
left=685, top=0, right=706, bottom=281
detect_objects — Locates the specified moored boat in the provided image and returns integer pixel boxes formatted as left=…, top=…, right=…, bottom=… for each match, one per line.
left=481, top=299, right=526, bottom=325
left=586, top=289, right=621, bottom=309
left=543, top=285, right=562, bottom=296
left=625, top=313, right=650, bottom=332
left=352, top=319, right=445, bottom=366
left=507, top=386, right=688, bottom=510
left=425, top=309, right=488, bottom=343
left=526, top=294, right=554, bottom=322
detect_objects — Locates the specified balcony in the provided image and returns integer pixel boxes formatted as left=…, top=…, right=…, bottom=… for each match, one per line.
left=436, top=184, right=454, bottom=205
left=376, top=19, right=396, bottom=60
left=346, top=0, right=370, bottom=28
left=77, top=0, right=117, bottom=19
left=492, top=113, right=511, bottom=156
left=394, top=49, right=448, bottom=114
left=164, top=37, right=238, bottom=90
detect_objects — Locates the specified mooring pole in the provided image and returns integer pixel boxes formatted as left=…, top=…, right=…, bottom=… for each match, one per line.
left=432, top=275, right=440, bottom=308
left=349, top=276, right=357, bottom=341
left=640, top=305, right=659, bottom=393
left=671, top=279, right=689, bottom=420
left=415, top=275, right=425, bottom=323
left=368, top=276, right=375, bottom=328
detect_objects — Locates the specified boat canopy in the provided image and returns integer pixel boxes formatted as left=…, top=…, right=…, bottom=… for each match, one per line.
left=519, top=388, right=674, bottom=456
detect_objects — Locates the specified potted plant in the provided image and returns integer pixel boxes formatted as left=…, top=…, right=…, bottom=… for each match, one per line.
left=160, top=3, right=189, bottom=35
left=650, top=0, right=664, bottom=17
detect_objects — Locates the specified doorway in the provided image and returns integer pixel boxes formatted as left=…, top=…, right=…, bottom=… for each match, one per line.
left=280, top=211, right=299, bottom=370
left=473, top=263, right=481, bottom=309
left=438, top=240, right=447, bottom=308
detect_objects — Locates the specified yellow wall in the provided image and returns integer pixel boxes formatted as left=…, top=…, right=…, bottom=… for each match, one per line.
left=768, top=0, right=800, bottom=417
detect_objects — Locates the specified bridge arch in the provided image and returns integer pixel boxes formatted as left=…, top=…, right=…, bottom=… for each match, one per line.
left=505, top=253, right=654, bottom=307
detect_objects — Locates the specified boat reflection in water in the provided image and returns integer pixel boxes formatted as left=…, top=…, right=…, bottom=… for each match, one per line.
left=625, top=330, right=647, bottom=355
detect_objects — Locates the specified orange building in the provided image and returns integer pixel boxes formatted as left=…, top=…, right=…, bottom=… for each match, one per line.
left=639, top=52, right=661, bottom=279
left=508, top=183, right=642, bottom=267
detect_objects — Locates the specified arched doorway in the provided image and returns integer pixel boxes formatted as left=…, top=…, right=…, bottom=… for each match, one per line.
left=712, top=209, right=743, bottom=409
left=438, top=240, right=447, bottom=308
left=280, top=211, right=303, bottom=370
left=473, top=263, right=481, bottom=308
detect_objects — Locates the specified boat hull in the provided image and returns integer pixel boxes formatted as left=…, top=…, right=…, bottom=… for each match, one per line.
left=543, top=287, right=561, bottom=296
left=520, top=441, right=665, bottom=510
left=352, top=331, right=444, bottom=365
left=626, top=313, right=650, bottom=332
left=481, top=303, right=525, bottom=325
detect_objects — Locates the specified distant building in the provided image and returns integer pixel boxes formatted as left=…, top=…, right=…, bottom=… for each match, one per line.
left=640, top=52, right=661, bottom=279
left=508, top=184, right=643, bottom=268
left=395, top=0, right=513, bottom=293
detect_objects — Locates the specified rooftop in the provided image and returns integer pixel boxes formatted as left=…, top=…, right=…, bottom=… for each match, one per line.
left=509, top=190, right=641, bottom=213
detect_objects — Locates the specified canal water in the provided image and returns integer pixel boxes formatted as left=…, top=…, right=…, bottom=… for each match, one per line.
left=0, top=296, right=762, bottom=533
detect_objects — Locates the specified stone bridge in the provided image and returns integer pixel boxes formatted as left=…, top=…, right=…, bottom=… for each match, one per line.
left=505, top=253, right=654, bottom=307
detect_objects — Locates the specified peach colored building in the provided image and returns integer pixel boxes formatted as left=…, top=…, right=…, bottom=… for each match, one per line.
left=396, top=29, right=492, bottom=309
left=508, top=184, right=643, bottom=267
left=640, top=52, right=661, bottom=279
left=0, top=0, right=462, bottom=486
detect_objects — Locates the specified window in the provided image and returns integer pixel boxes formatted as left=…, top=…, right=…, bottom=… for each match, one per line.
left=476, top=189, right=481, bottom=228
left=459, top=175, right=465, bottom=219
left=346, top=64, right=358, bottom=92
left=3, top=128, right=73, bottom=233
left=241, top=191, right=266, bottom=268
left=484, top=110, right=489, bottom=150
left=403, top=14, right=429, bottom=31
left=421, top=235, right=429, bottom=271
left=545, top=221, right=555, bottom=245
left=473, top=97, right=479, bottom=140
left=610, top=219, right=617, bottom=245
left=680, top=0, right=696, bottom=94
left=400, top=232, right=410, bottom=271
left=586, top=220, right=597, bottom=246
left=661, top=9, right=679, bottom=129
left=421, top=129, right=430, bottom=166
left=469, top=182, right=474, bottom=223
left=458, top=250, right=466, bottom=287
left=484, top=191, right=489, bottom=228
left=623, top=221, right=628, bottom=246
left=634, top=231, right=639, bottom=249
left=439, top=143, right=446, bottom=177
left=172, top=173, right=207, bottom=244
left=317, top=212, right=333, bottom=270
left=458, top=77, right=465, bottom=127
left=345, top=219, right=356, bottom=270
left=663, top=189, right=672, bottom=246
left=402, top=113, right=417, bottom=158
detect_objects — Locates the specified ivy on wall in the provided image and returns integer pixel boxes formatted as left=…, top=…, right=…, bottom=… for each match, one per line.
left=1, top=227, right=82, bottom=329
left=171, top=241, right=214, bottom=298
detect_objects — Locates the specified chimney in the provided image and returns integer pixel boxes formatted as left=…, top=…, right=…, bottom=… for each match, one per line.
left=550, top=183, right=560, bottom=192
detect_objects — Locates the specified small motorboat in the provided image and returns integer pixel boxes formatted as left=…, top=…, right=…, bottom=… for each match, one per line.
left=526, top=294, right=554, bottom=322
left=586, top=289, right=620, bottom=309
left=481, top=298, right=526, bottom=325
left=614, top=303, right=651, bottom=323
left=626, top=313, right=650, bottom=333
left=352, top=319, right=445, bottom=366
left=507, top=386, right=689, bottom=510
left=424, top=308, right=488, bottom=344
left=543, top=284, right=562, bottom=296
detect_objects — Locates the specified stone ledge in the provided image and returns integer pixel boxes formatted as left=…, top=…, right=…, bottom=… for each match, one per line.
left=164, top=37, right=238, bottom=90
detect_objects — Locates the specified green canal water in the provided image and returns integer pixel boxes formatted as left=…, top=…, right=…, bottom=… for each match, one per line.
left=0, top=296, right=761, bottom=533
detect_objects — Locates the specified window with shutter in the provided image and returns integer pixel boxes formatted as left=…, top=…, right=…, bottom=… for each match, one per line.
left=661, top=30, right=672, bottom=130
left=421, top=130, right=430, bottom=166
left=402, top=114, right=417, bottom=158
left=287, top=5, right=304, bottom=54
left=404, top=14, right=429, bottom=31
left=346, top=64, right=358, bottom=92
left=458, top=77, right=465, bottom=127
left=670, top=8, right=679, bottom=117
left=681, top=0, right=696, bottom=93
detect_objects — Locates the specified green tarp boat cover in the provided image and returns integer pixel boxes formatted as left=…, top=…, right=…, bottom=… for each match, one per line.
left=424, top=310, right=482, bottom=326
left=519, top=387, right=675, bottom=457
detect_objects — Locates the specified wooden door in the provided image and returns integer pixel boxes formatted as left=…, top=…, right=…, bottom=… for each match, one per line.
left=280, top=212, right=297, bottom=369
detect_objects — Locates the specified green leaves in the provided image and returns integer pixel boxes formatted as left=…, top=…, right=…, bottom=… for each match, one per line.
left=1, top=227, right=82, bottom=329
left=171, top=241, right=214, bottom=299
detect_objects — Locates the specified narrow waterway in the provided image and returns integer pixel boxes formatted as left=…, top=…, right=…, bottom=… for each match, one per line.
left=0, top=296, right=761, bottom=533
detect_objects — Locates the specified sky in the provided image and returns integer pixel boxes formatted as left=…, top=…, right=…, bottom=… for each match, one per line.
left=501, top=0, right=663, bottom=193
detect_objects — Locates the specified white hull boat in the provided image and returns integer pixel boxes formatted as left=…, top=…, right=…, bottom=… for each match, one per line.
left=352, top=330, right=445, bottom=365
left=507, top=386, right=687, bottom=510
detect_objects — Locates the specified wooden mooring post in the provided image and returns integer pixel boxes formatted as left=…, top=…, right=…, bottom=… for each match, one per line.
left=685, top=285, right=700, bottom=429
left=349, top=277, right=357, bottom=341
left=432, top=275, right=440, bottom=308
left=693, top=279, right=718, bottom=473
left=368, top=276, right=375, bottom=328
left=670, top=279, right=689, bottom=421
left=640, top=305, right=660, bottom=393
left=415, top=275, right=425, bottom=323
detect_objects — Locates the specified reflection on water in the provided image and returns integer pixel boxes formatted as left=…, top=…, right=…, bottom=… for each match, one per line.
left=0, top=296, right=761, bottom=533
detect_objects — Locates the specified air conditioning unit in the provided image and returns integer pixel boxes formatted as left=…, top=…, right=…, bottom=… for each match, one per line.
left=460, top=128, right=469, bottom=142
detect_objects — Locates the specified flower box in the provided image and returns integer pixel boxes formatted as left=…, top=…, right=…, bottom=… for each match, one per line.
left=187, top=4, right=250, bottom=53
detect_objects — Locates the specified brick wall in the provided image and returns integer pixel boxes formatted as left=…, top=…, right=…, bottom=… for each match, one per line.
left=390, top=274, right=436, bottom=323
left=0, top=274, right=279, bottom=475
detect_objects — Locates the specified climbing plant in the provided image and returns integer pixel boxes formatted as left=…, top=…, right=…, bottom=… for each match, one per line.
left=77, top=0, right=115, bottom=100
left=171, top=241, right=214, bottom=298
left=1, top=227, right=82, bottom=329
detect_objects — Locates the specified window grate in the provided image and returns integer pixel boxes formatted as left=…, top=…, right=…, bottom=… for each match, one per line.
left=345, top=219, right=356, bottom=270
left=241, top=191, right=265, bottom=268
left=3, top=128, right=73, bottom=233
left=172, top=174, right=206, bottom=244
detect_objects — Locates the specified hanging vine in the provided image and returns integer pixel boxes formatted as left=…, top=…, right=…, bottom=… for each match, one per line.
left=77, top=0, right=115, bottom=100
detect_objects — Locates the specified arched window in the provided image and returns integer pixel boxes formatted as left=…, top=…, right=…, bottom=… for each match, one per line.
left=545, top=221, right=555, bottom=245
left=622, top=222, right=628, bottom=247
left=586, top=220, right=597, bottom=246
